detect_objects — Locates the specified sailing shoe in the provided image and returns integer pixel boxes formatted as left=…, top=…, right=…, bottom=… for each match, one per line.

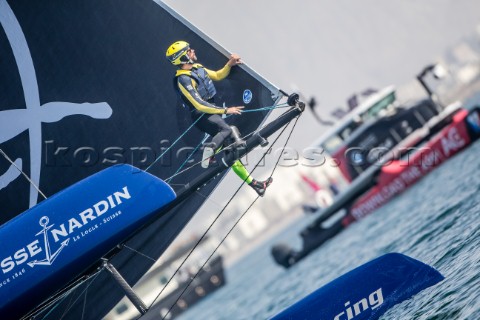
left=230, top=126, right=246, bottom=149
left=249, top=177, right=273, bottom=197
left=202, top=144, right=215, bottom=168
left=233, top=139, right=247, bottom=149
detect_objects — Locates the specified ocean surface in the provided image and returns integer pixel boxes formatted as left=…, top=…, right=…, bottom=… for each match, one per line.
left=176, top=94, right=480, bottom=320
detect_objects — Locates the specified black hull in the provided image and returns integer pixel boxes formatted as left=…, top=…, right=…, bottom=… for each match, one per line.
left=272, top=219, right=346, bottom=268
left=270, top=95, right=453, bottom=269
left=271, top=165, right=379, bottom=268
left=272, top=106, right=480, bottom=269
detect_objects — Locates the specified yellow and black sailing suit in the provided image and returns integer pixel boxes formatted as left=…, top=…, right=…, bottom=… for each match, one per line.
left=174, top=63, right=254, bottom=184
left=175, top=63, right=232, bottom=149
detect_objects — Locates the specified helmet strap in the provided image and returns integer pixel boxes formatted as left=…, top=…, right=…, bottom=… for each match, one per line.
left=179, top=53, right=193, bottom=65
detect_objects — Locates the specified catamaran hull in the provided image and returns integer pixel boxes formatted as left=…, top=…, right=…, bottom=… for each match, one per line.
left=347, top=107, right=480, bottom=221
left=272, top=253, right=443, bottom=320
left=0, top=164, right=176, bottom=320
left=272, top=107, right=480, bottom=268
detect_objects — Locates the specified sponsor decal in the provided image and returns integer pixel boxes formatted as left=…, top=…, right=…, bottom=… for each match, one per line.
left=441, top=127, right=466, bottom=157
left=351, top=147, right=444, bottom=219
left=466, top=111, right=480, bottom=133
left=243, top=89, right=253, bottom=104
left=334, top=288, right=384, bottom=320
left=0, top=186, right=131, bottom=286
left=350, top=150, right=365, bottom=165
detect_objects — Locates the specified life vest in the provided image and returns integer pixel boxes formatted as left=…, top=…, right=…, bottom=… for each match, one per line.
left=175, top=64, right=216, bottom=101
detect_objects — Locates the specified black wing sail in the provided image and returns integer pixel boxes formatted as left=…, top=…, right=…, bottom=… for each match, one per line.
left=0, top=0, right=284, bottom=318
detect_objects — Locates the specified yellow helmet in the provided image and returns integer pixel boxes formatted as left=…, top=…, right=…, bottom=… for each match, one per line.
left=166, top=40, right=191, bottom=65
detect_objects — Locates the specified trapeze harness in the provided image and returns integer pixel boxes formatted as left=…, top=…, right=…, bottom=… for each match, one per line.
left=175, top=64, right=232, bottom=149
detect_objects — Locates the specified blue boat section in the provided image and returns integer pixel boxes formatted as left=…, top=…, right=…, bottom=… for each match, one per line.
left=0, top=164, right=176, bottom=317
left=272, top=253, right=444, bottom=320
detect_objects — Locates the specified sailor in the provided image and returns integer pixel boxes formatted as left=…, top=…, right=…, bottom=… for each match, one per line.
left=166, top=40, right=272, bottom=196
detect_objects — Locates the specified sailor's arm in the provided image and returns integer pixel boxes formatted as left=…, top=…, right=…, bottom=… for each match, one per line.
left=206, top=53, right=242, bottom=81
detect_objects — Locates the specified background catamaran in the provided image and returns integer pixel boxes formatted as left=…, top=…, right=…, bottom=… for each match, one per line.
left=271, top=80, right=480, bottom=268
left=0, top=0, right=304, bottom=318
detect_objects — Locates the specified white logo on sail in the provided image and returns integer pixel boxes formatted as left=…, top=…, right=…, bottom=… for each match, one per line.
left=0, top=0, right=113, bottom=208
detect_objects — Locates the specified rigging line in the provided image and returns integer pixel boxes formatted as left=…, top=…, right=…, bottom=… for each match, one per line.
left=165, top=110, right=297, bottom=196
left=165, top=134, right=208, bottom=184
left=162, top=126, right=268, bottom=182
left=162, top=151, right=212, bottom=182
left=0, top=148, right=47, bottom=200
left=160, top=99, right=292, bottom=181
left=241, top=103, right=290, bottom=113
left=150, top=119, right=293, bottom=314
left=42, top=273, right=100, bottom=320
left=163, top=118, right=266, bottom=182
left=162, top=111, right=286, bottom=183
left=149, top=114, right=248, bottom=180
left=193, top=189, right=232, bottom=210
left=252, top=102, right=289, bottom=110
left=145, top=101, right=288, bottom=174
left=161, top=137, right=248, bottom=183
left=58, top=291, right=76, bottom=320
left=144, top=114, right=205, bottom=173
left=57, top=269, right=103, bottom=320
left=122, top=244, right=156, bottom=262
left=81, top=281, right=89, bottom=320
left=270, top=116, right=300, bottom=176
left=37, top=269, right=102, bottom=320
left=160, top=116, right=300, bottom=320
left=226, top=102, right=289, bottom=115
left=26, top=276, right=85, bottom=320
left=160, top=200, right=261, bottom=320
left=144, top=102, right=287, bottom=174
left=197, top=116, right=300, bottom=212
left=156, top=117, right=299, bottom=319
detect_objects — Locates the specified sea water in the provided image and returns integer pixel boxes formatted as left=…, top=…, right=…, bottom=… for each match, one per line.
left=177, top=96, right=480, bottom=320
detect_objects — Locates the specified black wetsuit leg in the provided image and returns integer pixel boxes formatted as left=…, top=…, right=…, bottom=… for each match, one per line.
left=195, top=114, right=232, bottom=148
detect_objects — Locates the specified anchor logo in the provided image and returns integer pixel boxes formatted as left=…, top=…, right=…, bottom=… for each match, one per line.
left=27, top=216, right=69, bottom=267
